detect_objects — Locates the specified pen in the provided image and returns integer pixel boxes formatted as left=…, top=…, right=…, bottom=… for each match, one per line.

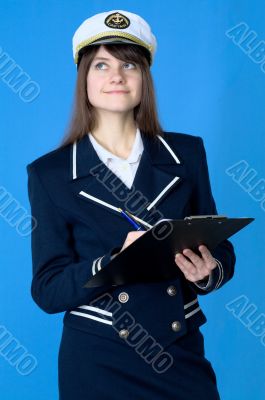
left=118, top=208, right=145, bottom=231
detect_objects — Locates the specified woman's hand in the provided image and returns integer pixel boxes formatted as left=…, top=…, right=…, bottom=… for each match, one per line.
left=174, top=245, right=217, bottom=283
left=120, top=231, right=146, bottom=252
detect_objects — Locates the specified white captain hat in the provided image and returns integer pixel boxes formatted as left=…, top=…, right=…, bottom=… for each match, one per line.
left=72, top=10, right=157, bottom=66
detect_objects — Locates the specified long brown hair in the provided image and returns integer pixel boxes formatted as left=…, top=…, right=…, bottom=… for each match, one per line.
left=59, top=43, right=163, bottom=148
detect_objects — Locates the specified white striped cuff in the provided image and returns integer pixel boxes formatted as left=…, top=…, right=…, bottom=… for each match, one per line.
left=193, top=258, right=223, bottom=290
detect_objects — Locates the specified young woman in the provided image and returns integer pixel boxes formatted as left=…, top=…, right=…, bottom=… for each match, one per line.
left=26, top=10, right=236, bottom=400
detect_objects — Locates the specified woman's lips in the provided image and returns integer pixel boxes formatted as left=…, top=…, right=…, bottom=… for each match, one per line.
left=105, top=91, right=129, bottom=94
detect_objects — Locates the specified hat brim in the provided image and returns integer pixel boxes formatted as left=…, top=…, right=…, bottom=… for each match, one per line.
left=89, top=37, right=143, bottom=46
left=77, top=37, right=151, bottom=67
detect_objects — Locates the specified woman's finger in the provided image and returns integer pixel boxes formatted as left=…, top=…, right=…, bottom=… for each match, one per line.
left=175, top=256, right=204, bottom=282
left=182, top=248, right=204, bottom=269
left=175, top=249, right=214, bottom=282
left=175, top=253, right=197, bottom=275
left=181, top=248, right=210, bottom=280
left=198, top=245, right=217, bottom=270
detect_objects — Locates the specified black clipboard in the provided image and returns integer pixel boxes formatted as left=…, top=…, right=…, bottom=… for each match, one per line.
left=83, top=215, right=254, bottom=288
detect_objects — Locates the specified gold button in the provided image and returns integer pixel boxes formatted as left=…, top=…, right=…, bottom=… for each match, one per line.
left=167, top=285, right=177, bottom=296
left=119, top=329, right=129, bottom=339
left=118, top=292, right=129, bottom=303
left=171, top=321, right=181, bottom=332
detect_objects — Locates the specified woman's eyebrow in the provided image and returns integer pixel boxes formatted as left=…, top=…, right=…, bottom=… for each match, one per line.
left=93, top=57, right=111, bottom=61
left=93, top=57, right=130, bottom=62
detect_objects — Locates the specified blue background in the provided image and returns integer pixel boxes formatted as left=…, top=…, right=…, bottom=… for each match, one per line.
left=0, top=0, right=264, bottom=398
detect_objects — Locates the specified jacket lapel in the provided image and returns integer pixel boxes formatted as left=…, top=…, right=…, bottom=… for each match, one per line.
left=69, top=131, right=185, bottom=227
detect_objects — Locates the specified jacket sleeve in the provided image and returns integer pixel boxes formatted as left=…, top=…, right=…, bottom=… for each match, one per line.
left=188, top=136, right=236, bottom=295
left=26, top=164, right=122, bottom=314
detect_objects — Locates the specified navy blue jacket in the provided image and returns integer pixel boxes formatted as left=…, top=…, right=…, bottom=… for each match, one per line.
left=26, top=131, right=236, bottom=349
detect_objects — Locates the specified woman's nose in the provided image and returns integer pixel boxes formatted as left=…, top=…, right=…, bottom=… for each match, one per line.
left=109, top=68, right=125, bottom=83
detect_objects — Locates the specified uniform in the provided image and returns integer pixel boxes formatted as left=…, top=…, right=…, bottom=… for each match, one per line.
left=26, top=130, right=236, bottom=399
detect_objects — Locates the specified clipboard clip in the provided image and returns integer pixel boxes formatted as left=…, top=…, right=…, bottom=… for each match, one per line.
left=184, top=215, right=227, bottom=221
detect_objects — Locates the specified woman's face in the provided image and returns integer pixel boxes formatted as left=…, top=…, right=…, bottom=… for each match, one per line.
left=86, top=45, right=142, bottom=114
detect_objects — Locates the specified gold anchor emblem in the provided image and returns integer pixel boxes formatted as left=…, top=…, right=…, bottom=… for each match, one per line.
left=112, top=14, right=124, bottom=24
left=105, top=12, right=130, bottom=29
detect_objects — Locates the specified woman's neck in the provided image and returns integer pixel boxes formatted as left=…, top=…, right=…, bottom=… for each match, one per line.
left=91, top=111, right=138, bottom=158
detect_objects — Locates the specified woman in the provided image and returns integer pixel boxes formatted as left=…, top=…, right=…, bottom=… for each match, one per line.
left=26, top=9, right=236, bottom=400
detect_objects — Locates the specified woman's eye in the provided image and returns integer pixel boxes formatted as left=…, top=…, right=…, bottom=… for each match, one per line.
left=94, top=62, right=136, bottom=70
left=95, top=62, right=107, bottom=70
left=123, top=62, right=136, bottom=69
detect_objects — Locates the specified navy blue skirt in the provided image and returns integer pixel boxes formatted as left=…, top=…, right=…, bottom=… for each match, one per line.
left=58, top=325, right=220, bottom=400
